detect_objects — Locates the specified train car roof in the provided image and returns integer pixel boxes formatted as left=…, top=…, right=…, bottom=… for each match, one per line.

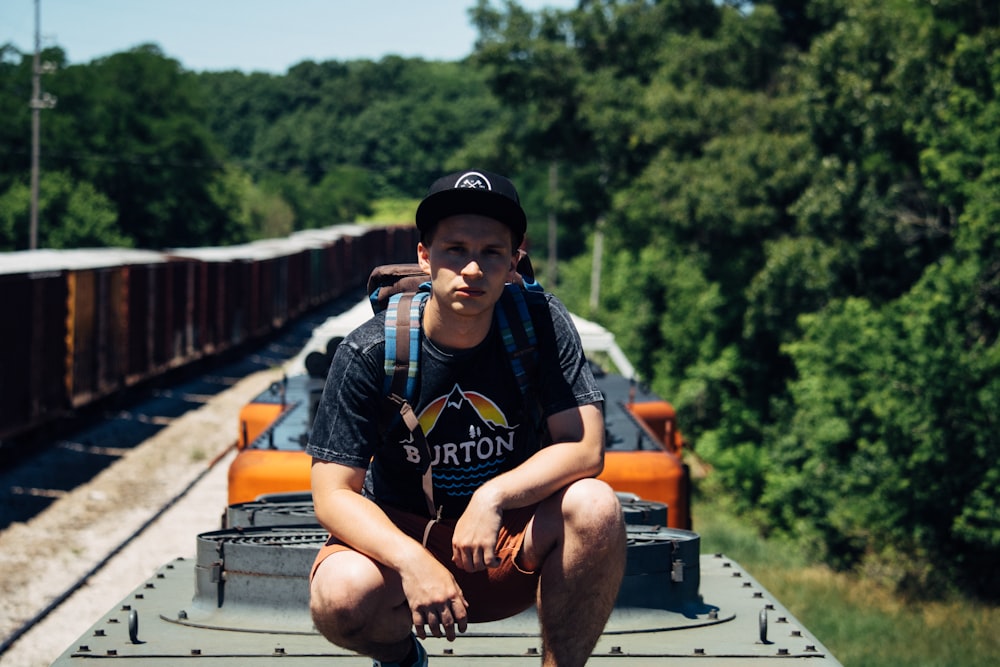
left=0, top=247, right=167, bottom=275
left=166, top=224, right=377, bottom=262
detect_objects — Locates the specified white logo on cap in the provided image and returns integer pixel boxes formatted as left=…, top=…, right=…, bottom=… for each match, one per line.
left=454, top=172, right=492, bottom=191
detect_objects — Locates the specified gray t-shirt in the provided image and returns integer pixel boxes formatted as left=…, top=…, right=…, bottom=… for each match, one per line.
left=307, top=292, right=603, bottom=519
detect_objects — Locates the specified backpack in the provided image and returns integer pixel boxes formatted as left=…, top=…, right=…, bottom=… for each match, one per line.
left=365, top=252, right=544, bottom=517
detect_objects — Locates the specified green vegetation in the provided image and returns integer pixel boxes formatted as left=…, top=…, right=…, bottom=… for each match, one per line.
left=696, top=491, right=1000, bottom=667
left=1, top=0, right=997, bottom=605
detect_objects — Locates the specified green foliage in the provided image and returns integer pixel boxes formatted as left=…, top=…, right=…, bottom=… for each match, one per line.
left=770, top=254, right=999, bottom=595
left=201, top=57, right=501, bottom=199
left=485, top=0, right=1000, bottom=599
left=0, top=172, right=128, bottom=250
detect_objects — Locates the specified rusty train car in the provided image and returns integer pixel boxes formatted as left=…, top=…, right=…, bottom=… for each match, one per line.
left=0, top=224, right=418, bottom=443
left=46, top=299, right=844, bottom=665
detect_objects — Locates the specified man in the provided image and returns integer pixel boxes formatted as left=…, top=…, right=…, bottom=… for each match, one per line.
left=307, top=169, right=626, bottom=666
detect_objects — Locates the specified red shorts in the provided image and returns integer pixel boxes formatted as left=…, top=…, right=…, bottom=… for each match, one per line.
left=311, top=504, right=540, bottom=623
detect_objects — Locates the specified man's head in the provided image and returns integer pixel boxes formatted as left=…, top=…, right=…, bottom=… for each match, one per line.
left=415, top=170, right=526, bottom=250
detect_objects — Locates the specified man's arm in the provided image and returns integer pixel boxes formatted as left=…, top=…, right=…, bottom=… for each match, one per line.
left=311, top=459, right=469, bottom=639
left=450, top=401, right=604, bottom=571
left=311, top=459, right=426, bottom=570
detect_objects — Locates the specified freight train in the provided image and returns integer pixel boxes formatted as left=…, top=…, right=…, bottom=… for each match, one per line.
left=0, top=224, right=418, bottom=443
left=47, top=292, right=843, bottom=665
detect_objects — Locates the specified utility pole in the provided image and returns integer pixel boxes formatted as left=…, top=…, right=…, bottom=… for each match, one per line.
left=29, top=0, right=56, bottom=250
left=547, top=161, right=558, bottom=287
left=29, top=0, right=41, bottom=250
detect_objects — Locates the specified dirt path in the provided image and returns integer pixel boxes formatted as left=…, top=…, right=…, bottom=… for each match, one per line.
left=0, top=366, right=283, bottom=667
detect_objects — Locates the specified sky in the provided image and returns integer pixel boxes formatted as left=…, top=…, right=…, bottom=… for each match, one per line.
left=1, top=0, right=579, bottom=73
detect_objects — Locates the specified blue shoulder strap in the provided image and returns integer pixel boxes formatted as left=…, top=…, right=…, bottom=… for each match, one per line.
left=383, top=289, right=430, bottom=402
left=495, top=284, right=540, bottom=403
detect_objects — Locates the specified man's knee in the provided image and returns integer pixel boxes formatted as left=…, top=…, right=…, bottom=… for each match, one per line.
left=310, top=553, right=385, bottom=644
left=562, top=478, right=624, bottom=532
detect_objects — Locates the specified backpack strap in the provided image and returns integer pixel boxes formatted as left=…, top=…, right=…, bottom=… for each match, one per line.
left=495, top=284, right=539, bottom=403
left=384, top=290, right=429, bottom=401
left=383, top=289, right=436, bottom=517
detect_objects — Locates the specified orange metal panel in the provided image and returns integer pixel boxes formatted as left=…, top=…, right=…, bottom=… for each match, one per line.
left=227, top=449, right=311, bottom=506
left=599, top=450, right=689, bottom=529
left=237, top=403, right=286, bottom=449
left=627, top=400, right=683, bottom=454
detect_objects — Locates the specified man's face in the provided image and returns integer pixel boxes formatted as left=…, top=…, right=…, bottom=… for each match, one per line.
left=417, top=214, right=516, bottom=320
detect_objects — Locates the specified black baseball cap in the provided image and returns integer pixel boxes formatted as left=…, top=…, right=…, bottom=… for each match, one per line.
left=415, top=170, right=527, bottom=245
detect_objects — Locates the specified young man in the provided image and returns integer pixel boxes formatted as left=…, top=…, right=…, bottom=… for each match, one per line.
left=307, top=169, right=626, bottom=666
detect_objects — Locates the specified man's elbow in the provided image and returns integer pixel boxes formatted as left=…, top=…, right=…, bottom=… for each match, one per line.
left=583, top=444, right=605, bottom=478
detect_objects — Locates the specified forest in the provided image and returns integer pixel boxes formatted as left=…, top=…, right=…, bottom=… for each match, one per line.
left=2, top=0, right=997, bottom=602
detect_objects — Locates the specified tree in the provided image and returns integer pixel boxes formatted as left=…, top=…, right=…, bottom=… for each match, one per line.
left=0, top=172, right=128, bottom=250
left=42, top=45, right=239, bottom=248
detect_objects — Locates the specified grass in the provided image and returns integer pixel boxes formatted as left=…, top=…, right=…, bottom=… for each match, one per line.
left=693, top=494, right=1000, bottom=667
left=359, top=198, right=420, bottom=225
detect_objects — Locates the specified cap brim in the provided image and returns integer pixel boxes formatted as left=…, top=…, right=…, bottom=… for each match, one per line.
left=416, top=190, right=526, bottom=238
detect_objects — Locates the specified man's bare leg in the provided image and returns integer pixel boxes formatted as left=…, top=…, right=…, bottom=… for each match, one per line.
left=310, top=551, right=413, bottom=662
left=524, top=478, right=627, bottom=666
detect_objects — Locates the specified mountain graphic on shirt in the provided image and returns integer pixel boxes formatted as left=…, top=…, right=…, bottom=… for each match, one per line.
left=426, top=384, right=513, bottom=444
left=421, top=384, right=517, bottom=498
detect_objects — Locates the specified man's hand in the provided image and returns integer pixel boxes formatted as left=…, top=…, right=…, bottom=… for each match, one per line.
left=399, top=551, right=469, bottom=641
left=452, top=488, right=504, bottom=571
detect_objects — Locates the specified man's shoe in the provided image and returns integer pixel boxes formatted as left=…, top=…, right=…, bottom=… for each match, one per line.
left=372, top=635, right=427, bottom=667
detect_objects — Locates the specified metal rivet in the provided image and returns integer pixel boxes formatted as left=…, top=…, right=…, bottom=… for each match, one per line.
left=93, top=629, right=105, bottom=637
left=191, top=649, right=202, bottom=656
left=694, top=648, right=705, bottom=655
left=792, top=630, right=802, bottom=637
left=732, top=571, right=742, bottom=577
left=753, top=591, right=763, bottom=598
left=78, top=645, right=90, bottom=652
left=156, top=573, right=165, bottom=579
left=765, top=603, right=775, bottom=610
left=806, top=645, right=817, bottom=652
left=274, top=647, right=285, bottom=655
left=610, top=646, right=623, bottom=654
left=708, top=609, right=719, bottom=619
left=526, top=647, right=539, bottom=655
left=444, top=648, right=453, bottom=655
left=742, top=581, right=752, bottom=587
left=107, top=650, right=117, bottom=656
left=777, top=616, right=788, bottom=623
left=778, top=648, right=789, bottom=655
left=144, top=582, right=155, bottom=589
left=178, top=610, right=188, bottom=619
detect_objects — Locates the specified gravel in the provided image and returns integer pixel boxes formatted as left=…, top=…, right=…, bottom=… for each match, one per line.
left=0, top=367, right=284, bottom=667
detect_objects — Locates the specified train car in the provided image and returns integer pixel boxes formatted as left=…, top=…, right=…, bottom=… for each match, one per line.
left=46, top=299, right=843, bottom=664
left=0, top=224, right=419, bottom=443
left=0, top=248, right=167, bottom=439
